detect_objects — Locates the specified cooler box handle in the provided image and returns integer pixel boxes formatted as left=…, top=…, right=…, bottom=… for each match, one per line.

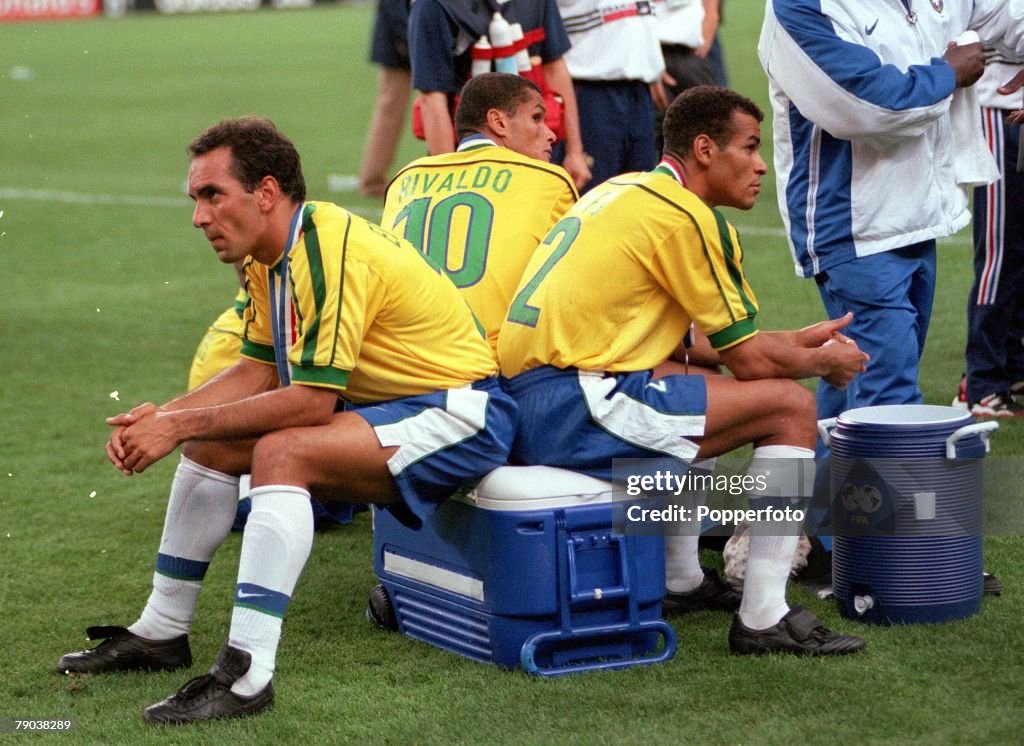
left=565, top=533, right=631, bottom=603
left=519, top=620, right=677, bottom=678
left=945, top=421, right=998, bottom=459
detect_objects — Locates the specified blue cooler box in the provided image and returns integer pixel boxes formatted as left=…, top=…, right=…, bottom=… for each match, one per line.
left=373, top=466, right=676, bottom=677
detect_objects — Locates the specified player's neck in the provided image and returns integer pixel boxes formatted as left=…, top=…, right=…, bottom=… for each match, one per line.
left=658, top=154, right=687, bottom=187
left=663, top=153, right=714, bottom=206
left=458, top=132, right=498, bottom=151
left=253, top=201, right=303, bottom=266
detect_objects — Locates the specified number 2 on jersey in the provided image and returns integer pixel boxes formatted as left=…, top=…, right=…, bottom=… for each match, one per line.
left=506, top=217, right=581, bottom=328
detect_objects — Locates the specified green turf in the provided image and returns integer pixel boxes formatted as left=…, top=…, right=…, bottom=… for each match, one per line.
left=1, top=4, right=1022, bottom=744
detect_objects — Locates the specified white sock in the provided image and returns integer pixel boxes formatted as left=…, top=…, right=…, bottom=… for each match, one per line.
left=228, top=486, right=314, bottom=697
left=665, top=459, right=715, bottom=593
left=665, top=533, right=704, bottom=593
left=129, top=456, right=239, bottom=640
left=738, top=446, right=814, bottom=631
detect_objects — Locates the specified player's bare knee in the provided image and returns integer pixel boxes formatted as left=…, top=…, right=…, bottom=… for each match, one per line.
left=181, top=440, right=240, bottom=474
left=765, top=379, right=816, bottom=424
left=251, top=430, right=310, bottom=481
left=768, top=381, right=817, bottom=444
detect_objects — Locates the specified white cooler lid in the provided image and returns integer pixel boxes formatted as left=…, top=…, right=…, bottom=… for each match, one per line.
left=840, top=404, right=971, bottom=426
left=458, top=465, right=616, bottom=511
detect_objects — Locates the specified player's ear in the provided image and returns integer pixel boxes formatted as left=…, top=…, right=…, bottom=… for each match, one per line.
left=486, top=107, right=508, bottom=137
left=253, top=175, right=281, bottom=211
left=692, top=133, right=715, bottom=167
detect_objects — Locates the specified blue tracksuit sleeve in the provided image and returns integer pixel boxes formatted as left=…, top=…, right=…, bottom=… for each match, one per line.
left=759, top=0, right=956, bottom=145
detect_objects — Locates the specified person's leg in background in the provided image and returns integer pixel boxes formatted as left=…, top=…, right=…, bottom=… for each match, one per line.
left=707, top=34, right=728, bottom=87
left=570, top=81, right=657, bottom=193
left=359, top=65, right=412, bottom=198
left=358, top=0, right=412, bottom=198
left=807, top=243, right=936, bottom=565
left=965, top=111, right=1024, bottom=416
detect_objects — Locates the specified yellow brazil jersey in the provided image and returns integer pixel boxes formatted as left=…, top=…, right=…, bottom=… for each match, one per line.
left=240, top=202, right=497, bottom=404
left=381, top=139, right=578, bottom=355
left=498, top=168, right=759, bottom=377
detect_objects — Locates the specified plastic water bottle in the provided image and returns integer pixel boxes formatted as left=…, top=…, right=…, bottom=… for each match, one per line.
left=488, top=12, right=518, bottom=74
left=508, top=22, right=532, bottom=74
left=471, top=36, right=492, bottom=77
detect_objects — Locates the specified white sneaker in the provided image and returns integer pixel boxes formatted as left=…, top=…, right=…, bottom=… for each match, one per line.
left=970, top=392, right=1024, bottom=418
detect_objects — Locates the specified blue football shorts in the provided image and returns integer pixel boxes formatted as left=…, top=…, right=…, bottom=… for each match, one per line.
left=349, top=377, right=517, bottom=526
left=502, top=365, right=707, bottom=480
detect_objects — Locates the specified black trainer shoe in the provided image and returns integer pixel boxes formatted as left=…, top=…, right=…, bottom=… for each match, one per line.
left=143, top=643, right=273, bottom=725
left=365, top=583, right=399, bottom=631
left=56, top=626, right=191, bottom=675
left=662, top=568, right=742, bottom=615
left=729, top=606, right=865, bottom=656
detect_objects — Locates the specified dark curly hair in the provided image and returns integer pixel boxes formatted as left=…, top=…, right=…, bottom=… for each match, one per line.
left=663, top=86, right=763, bottom=160
left=188, top=116, right=306, bottom=203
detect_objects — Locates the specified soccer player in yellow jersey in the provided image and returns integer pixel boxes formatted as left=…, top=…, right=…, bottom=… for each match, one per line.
left=188, top=272, right=363, bottom=531
left=56, top=117, right=516, bottom=724
left=381, top=72, right=579, bottom=354
left=498, top=86, right=870, bottom=657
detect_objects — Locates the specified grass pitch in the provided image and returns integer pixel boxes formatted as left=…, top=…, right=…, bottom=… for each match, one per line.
left=1, top=4, right=1022, bottom=744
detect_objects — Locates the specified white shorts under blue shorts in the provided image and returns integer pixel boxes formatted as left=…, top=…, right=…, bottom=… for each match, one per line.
left=348, top=377, right=517, bottom=527
left=503, top=366, right=707, bottom=480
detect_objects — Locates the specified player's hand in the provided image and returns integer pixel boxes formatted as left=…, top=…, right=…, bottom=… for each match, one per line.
left=796, top=312, right=854, bottom=348
left=105, top=402, right=159, bottom=475
left=821, top=337, right=870, bottom=390
left=119, top=410, right=181, bottom=474
left=944, top=41, right=985, bottom=88
left=106, top=427, right=133, bottom=476
left=562, top=149, right=592, bottom=191
left=106, top=401, right=159, bottom=428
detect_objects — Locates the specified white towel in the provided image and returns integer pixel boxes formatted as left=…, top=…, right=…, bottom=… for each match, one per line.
left=950, top=30, right=1001, bottom=187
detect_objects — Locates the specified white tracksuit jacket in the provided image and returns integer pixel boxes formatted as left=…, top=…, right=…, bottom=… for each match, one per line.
left=759, top=0, right=1024, bottom=278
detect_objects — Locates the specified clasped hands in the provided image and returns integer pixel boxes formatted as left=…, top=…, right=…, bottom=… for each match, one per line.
left=796, top=312, right=870, bottom=389
left=106, top=403, right=180, bottom=476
